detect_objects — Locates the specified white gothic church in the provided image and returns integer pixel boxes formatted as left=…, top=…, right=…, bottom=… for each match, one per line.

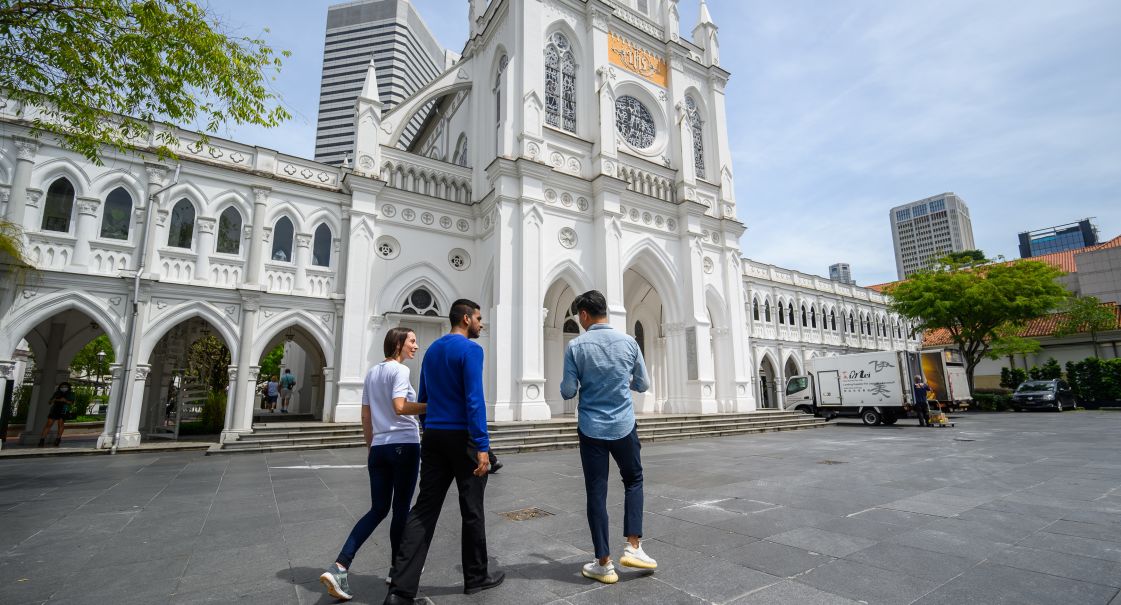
left=0, top=0, right=917, bottom=449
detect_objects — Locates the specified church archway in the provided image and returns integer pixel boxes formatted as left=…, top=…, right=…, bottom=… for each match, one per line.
left=758, top=353, right=779, bottom=409
left=542, top=276, right=583, bottom=416
left=623, top=265, right=671, bottom=413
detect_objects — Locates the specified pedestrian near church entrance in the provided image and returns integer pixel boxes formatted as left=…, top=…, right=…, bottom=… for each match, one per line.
left=279, top=369, right=296, bottom=413
left=913, top=375, right=932, bottom=426
left=38, top=381, right=74, bottom=447
left=319, top=328, right=426, bottom=602
left=383, top=299, right=504, bottom=604
left=264, top=375, right=279, bottom=412
left=560, top=290, right=658, bottom=585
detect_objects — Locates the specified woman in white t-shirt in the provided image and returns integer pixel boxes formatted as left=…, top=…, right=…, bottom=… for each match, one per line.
left=321, top=327, right=426, bottom=601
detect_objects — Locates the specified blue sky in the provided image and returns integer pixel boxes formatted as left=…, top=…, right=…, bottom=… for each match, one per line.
left=213, top=1, right=1121, bottom=286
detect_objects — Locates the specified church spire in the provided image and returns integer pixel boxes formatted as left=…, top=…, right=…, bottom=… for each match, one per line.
left=352, top=57, right=383, bottom=176
left=692, top=0, right=720, bottom=66
left=697, top=0, right=714, bottom=26
left=359, top=57, right=380, bottom=103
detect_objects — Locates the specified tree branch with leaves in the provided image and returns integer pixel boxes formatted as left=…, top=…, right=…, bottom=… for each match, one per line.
left=0, top=0, right=291, bottom=165
left=1053, top=296, right=1118, bottom=358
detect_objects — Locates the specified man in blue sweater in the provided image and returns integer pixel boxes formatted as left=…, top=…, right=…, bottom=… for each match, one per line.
left=561, top=290, right=657, bottom=585
left=384, top=299, right=504, bottom=604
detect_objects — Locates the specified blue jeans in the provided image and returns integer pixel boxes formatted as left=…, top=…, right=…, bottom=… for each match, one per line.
left=336, top=442, right=420, bottom=569
left=578, top=425, right=643, bottom=559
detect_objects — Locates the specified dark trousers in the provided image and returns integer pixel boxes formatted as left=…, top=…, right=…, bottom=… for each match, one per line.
left=915, top=402, right=930, bottom=426
left=578, top=425, right=644, bottom=559
left=388, top=429, right=489, bottom=599
left=336, top=442, right=420, bottom=569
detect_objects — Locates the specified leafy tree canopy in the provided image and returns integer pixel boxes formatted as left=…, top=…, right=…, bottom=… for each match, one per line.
left=937, top=249, right=989, bottom=267
left=887, top=259, right=1068, bottom=390
left=70, top=334, right=115, bottom=379
left=258, top=344, right=284, bottom=385
left=0, top=0, right=290, bottom=164
left=1053, top=295, right=1117, bottom=339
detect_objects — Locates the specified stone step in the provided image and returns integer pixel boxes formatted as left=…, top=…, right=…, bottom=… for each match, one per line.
left=211, top=412, right=826, bottom=455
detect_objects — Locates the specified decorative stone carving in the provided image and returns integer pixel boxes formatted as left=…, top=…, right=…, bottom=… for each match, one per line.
left=25, top=189, right=42, bottom=207
left=252, top=187, right=270, bottom=205
left=197, top=216, right=217, bottom=234
left=557, top=227, right=578, bottom=249
left=134, top=365, right=151, bottom=381
left=439, top=216, right=452, bottom=229
left=381, top=204, right=396, bottom=218
left=13, top=136, right=40, bottom=161
left=703, top=257, right=714, bottom=274
left=76, top=197, right=101, bottom=215
left=401, top=208, right=416, bottom=222
left=295, top=233, right=312, bottom=248
left=448, top=248, right=471, bottom=271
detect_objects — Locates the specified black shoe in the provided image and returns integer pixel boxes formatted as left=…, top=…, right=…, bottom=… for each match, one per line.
left=382, top=593, right=413, bottom=605
left=38, top=438, right=45, bottom=447
left=488, top=457, right=503, bottom=474
left=464, top=570, right=505, bottom=595
left=54, top=438, right=61, bottom=446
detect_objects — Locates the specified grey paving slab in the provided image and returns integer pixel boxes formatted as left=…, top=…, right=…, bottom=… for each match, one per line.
left=727, top=580, right=861, bottom=605
left=3, top=412, right=1121, bottom=604
left=912, top=561, right=1119, bottom=605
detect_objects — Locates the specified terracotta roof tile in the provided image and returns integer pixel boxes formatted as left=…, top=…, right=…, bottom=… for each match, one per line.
left=922, top=303, right=1121, bottom=345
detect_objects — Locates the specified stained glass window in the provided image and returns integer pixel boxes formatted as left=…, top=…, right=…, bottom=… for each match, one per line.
left=615, top=95, right=656, bottom=149
left=544, top=32, right=576, bottom=133
left=685, top=95, right=705, bottom=178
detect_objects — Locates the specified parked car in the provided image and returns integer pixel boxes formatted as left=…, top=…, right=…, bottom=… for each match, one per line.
left=1011, top=379, right=1076, bottom=412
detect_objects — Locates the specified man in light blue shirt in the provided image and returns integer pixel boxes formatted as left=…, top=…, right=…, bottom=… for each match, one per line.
left=561, top=290, right=657, bottom=585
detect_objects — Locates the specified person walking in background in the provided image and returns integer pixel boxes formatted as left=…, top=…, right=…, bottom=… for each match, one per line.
left=384, top=299, right=504, bottom=604
left=560, top=290, right=657, bottom=585
left=38, top=381, right=75, bottom=447
left=319, top=328, right=426, bottom=601
left=279, top=369, right=296, bottom=414
left=913, top=375, right=932, bottom=427
left=265, top=375, right=280, bottom=412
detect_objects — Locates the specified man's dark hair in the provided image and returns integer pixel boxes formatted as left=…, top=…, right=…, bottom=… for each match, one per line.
left=449, top=298, right=481, bottom=327
left=573, top=290, right=608, bottom=318
left=383, top=327, right=414, bottom=358
left=284, top=369, right=291, bottom=374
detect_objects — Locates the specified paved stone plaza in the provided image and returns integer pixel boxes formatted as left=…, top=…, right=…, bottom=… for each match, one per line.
left=2, top=412, right=1120, bottom=605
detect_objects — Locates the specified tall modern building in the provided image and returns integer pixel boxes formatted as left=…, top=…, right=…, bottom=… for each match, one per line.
left=1018, top=219, right=1099, bottom=258
left=314, top=0, right=447, bottom=166
left=890, top=193, right=976, bottom=279
left=829, top=263, right=854, bottom=285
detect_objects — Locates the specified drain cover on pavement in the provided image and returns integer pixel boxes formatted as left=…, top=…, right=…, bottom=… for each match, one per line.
left=500, top=507, right=554, bottom=521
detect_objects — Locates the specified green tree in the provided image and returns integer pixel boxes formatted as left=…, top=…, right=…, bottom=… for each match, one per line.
left=69, top=334, right=115, bottom=383
left=0, top=0, right=290, bottom=165
left=1053, top=296, right=1117, bottom=358
left=938, top=249, right=988, bottom=266
left=258, top=344, right=284, bottom=387
left=0, top=217, right=34, bottom=284
left=985, top=322, right=1041, bottom=369
left=185, top=334, right=230, bottom=393
left=887, top=259, right=1069, bottom=391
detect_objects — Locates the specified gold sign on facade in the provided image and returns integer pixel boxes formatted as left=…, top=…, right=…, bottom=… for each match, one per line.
left=608, top=32, right=668, bottom=87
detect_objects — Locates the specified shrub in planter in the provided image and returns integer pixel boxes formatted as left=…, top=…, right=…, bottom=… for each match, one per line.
left=199, top=392, right=227, bottom=434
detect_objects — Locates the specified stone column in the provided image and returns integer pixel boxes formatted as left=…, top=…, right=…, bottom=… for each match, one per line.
left=222, top=365, right=238, bottom=438
left=676, top=218, right=717, bottom=413
left=587, top=4, right=617, bottom=177
left=224, top=295, right=258, bottom=442
left=3, top=137, right=39, bottom=224
left=194, top=216, right=216, bottom=284
left=115, top=364, right=150, bottom=448
left=0, top=360, right=15, bottom=450
left=294, top=232, right=311, bottom=293
left=591, top=177, right=628, bottom=329
left=69, top=196, right=101, bottom=270
left=19, top=322, right=66, bottom=444
left=96, top=364, right=125, bottom=448
left=140, top=164, right=170, bottom=276
left=245, top=187, right=269, bottom=285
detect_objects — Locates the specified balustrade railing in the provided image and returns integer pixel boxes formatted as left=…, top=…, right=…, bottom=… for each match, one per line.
left=26, top=232, right=75, bottom=270
left=158, top=248, right=196, bottom=283
left=380, top=148, right=472, bottom=204
left=264, top=262, right=296, bottom=294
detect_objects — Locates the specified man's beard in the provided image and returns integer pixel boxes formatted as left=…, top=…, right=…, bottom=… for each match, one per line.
left=468, top=325, right=481, bottom=339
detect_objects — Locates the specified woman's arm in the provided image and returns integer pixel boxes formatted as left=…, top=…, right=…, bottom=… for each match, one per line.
left=392, top=397, right=427, bottom=416
left=361, top=405, right=373, bottom=447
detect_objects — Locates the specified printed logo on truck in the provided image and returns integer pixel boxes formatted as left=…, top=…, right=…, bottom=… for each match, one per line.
left=840, top=360, right=896, bottom=401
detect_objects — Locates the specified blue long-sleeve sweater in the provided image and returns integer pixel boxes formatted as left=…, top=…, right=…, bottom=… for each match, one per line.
left=417, top=333, right=490, bottom=452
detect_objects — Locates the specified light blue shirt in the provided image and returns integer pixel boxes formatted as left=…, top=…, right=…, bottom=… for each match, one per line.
left=560, top=323, right=650, bottom=441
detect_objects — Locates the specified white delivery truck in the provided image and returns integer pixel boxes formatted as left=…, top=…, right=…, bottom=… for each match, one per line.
left=784, top=349, right=971, bottom=425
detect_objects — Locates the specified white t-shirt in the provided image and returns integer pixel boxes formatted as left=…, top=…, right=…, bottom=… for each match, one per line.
left=362, top=361, right=421, bottom=446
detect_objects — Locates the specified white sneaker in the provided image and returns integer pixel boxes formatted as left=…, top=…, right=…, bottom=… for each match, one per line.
left=620, top=542, right=657, bottom=569
left=581, top=560, right=619, bottom=584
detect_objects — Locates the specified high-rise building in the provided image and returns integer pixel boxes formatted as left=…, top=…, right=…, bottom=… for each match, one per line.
left=1018, top=219, right=1099, bottom=258
left=829, top=263, right=854, bottom=285
left=314, top=0, right=447, bottom=166
left=890, top=193, right=976, bottom=279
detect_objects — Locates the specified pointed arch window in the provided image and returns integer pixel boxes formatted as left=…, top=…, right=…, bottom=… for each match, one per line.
left=777, top=300, right=785, bottom=324
left=848, top=312, right=855, bottom=333
left=685, top=95, right=705, bottom=178
left=830, top=308, right=836, bottom=331
left=271, top=216, right=294, bottom=262
left=634, top=321, right=646, bottom=356
left=764, top=299, right=771, bottom=322
left=544, top=32, right=576, bottom=133
left=800, top=304, right=808, bottom=327
left=810, top=307, right=817, bottom=328
left=167, top=199, right=195, bottom=248
left=312, top=224, right=332, bottom=267
left=752, top=298, right=759, bottom=321
left=41, top=178, right=75, bottom=232
left=787, top=303, right=795, bottom=325
left=402, top=287, right=440, bottom=316
left=100, top=187, right=132, bottom=240
left=216, top=207, right=242, bottom=254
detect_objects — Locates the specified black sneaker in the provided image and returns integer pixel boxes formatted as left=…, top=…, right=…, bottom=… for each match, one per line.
left=488, top=454, right=503, bottom=475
